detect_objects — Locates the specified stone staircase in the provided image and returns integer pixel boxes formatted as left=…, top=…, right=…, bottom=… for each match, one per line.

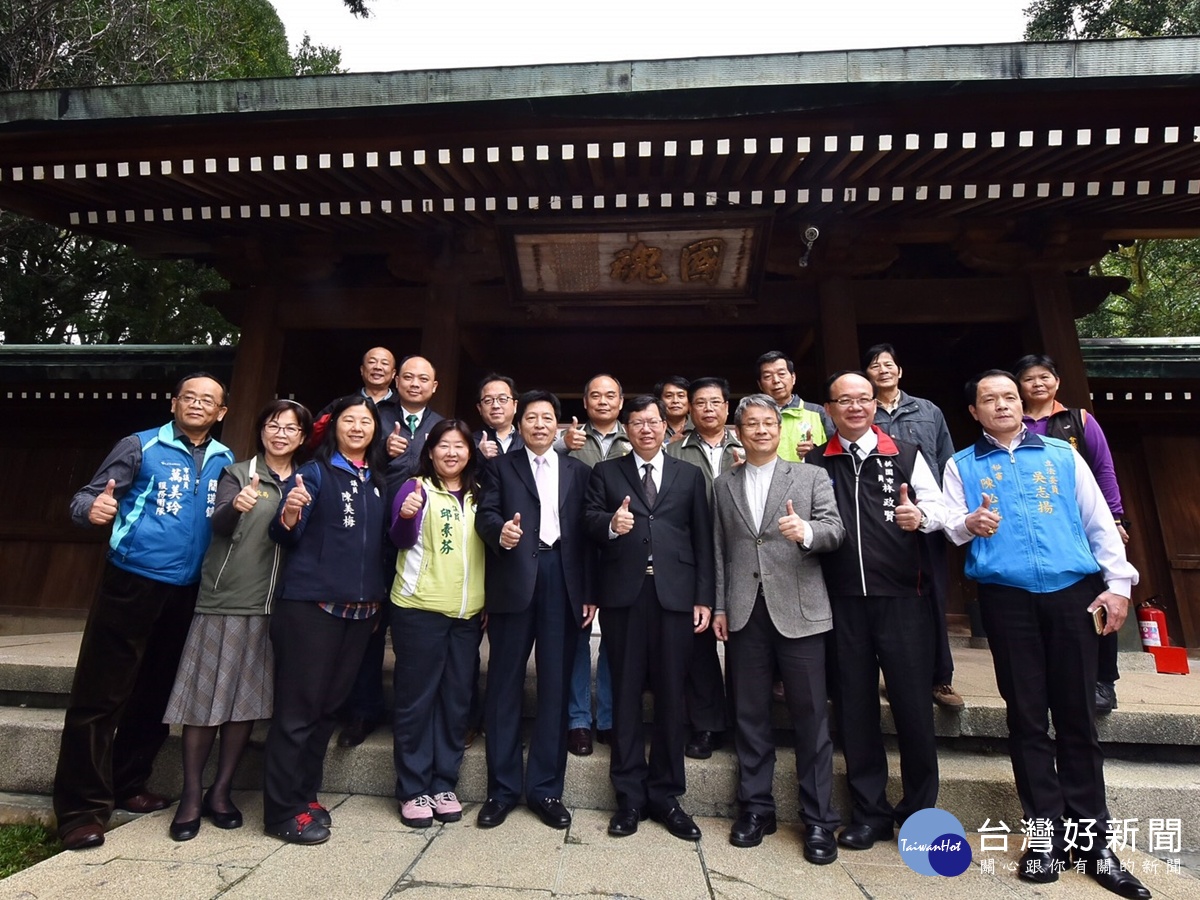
left=2, top=630, right=1198, bottom=845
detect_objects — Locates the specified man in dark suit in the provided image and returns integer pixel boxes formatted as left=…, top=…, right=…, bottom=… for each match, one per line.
left=474, top=390, right=596, bottom=830
left=584, top=395, right=715, bottom=842
left=473, top=373, right=524, bottom=460
left=712, top=394, right=843, bottom=863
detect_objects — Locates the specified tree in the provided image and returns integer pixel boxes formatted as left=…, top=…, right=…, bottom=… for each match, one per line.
left=0, top=1, right=343, bottom=344
left=1025, top=0, right=1200, bottom=337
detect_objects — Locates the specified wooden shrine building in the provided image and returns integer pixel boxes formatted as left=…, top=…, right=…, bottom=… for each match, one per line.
left=1, top=37, right=1199, bottom=644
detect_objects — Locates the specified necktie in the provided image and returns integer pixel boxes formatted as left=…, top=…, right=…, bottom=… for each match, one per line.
left=642, top=462, right=658, bottom=507
left=534, top=456, right=559, bottom=545
left=848, top=441, right=862, bottom=461
left=406, top=414, right=418, bottom=436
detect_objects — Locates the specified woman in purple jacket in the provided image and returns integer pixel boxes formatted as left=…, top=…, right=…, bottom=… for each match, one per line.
left=1013, top=354, right=1129, bottom=716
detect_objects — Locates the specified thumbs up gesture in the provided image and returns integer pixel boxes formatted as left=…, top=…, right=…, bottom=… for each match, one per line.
left=88, top=478, right=119, bottom=526
left=500, top=511, right=523, bottom=549
left=966, top=492, right=1000, bottom=538
left=731, top=448, right=744, bottom=467
left=386, top=422, right=409, bottom=458
left=563, top=416, right=587, bottom=451
left=611, top=495, right=634, bottom=535
left=778, top=498, right=808, bottom=543
left=399, top=480, right=426, bottom=519
left=478, top=435, right=499, bottom=459
left=893, top=483, right=924, bottom=532
left=233, top=473, right=261, bottom=513
left=281, top=473, right=312, bottom=529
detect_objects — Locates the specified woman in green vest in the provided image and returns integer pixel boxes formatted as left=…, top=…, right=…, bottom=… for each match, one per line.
left=388, top=419, right=485, bottom=828
left=163, top=399, right=312, bottom=841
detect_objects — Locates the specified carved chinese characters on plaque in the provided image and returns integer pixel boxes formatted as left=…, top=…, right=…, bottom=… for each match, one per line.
left=610, top=240, right=669, bottom=284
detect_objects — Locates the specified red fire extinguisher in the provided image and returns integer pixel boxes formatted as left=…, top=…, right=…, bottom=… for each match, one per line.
left=1137, top=598, right=1169, bottom=649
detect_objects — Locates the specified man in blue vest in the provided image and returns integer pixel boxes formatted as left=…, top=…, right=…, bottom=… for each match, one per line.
left=944, top=370, right=1148, bottom=900
left=54, top=373, right=233, bottom=851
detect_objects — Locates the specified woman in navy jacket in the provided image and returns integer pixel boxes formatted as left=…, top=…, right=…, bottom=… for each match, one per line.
left=263, top=395, right=389, bottom=844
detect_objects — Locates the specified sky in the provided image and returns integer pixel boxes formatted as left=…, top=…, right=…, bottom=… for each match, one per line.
left=270, top=0, right=1034, bottom=74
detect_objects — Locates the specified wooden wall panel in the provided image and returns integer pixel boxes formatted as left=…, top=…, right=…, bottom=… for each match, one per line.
left=1142, top=436, right=1200, bottom=647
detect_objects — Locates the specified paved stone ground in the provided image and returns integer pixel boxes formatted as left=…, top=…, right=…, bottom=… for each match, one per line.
left=3, top=791, right=1198, bottom=900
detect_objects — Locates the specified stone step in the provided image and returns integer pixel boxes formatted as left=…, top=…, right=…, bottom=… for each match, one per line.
left=3, top=705, right=1198, bottom=837
left=3, top=632, right=1198, bottom=752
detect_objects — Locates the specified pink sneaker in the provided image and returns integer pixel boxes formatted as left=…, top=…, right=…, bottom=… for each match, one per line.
left=431, top=791, right=462, bottom=823
left=400, top=794, right=434, bottom=828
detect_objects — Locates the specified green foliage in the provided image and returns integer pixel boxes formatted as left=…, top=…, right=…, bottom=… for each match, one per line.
left=343, top=0, right=373, bottom=16
left=0, top=1, right=343, bottom=344
left=1076, top=240, right=1200, bottom=337
left=1024, top=0, right=1200, bottom=40
left=0, top=824, right=61, bottom=879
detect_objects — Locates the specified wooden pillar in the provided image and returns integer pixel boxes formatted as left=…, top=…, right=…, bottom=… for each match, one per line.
left=421, top=268, right=461, bottom=419
left=1027, top=269, right=1093, bottom=412
left=221, top=286, right=283, bottom=457
left=818, top=277, right=860, bottom=377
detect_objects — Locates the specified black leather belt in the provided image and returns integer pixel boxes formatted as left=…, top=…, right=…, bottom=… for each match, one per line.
left=538, top=541, right=559, bottom=550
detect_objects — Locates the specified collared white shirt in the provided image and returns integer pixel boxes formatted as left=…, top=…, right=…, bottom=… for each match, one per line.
left=743, top=456, right=777, bottom=533
left=525, top=446, right=560, bottom=545
left=400, top=406, right=427, bottom=433
left=635, top=449, right=665, bottom=493
left=838, top=429, right=878, bottom=460
left=696, top=431, right=727, bottom=477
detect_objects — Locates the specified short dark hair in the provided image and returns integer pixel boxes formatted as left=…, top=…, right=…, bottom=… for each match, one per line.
left=418, top=419, right=482, bottom=497
left=625, top=395, right=666, bottom=419
left=516, top=389, right=561, bottom=421
left=965, top=369, right=1020, bottom=406
left=315, top=395, right=386, bottom=489
left=654, top=376, right=690, bottom=398
left=688, top=376, right=730, bottom=402
left=583, top=373, right=623, bottom=398
left=477, top=373, right=515, bottom=400
left=755, top=351, right=794, bottom=378
left=254, top=400, right=314, bottom=454
left=863, top=343, right=900, bottom=370
left=1011, top=354, right=1059, bottom=381
left=824, top=370, right=876, bottom=403
left=173, top=371, right=227, bottom=406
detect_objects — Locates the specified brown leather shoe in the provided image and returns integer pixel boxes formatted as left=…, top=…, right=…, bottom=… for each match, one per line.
left=62, top=823, right=105, bottom=850
left=567, top=727, right=593, bottom=756
left=932, top=684, right=965, bottom=710
left=117, top=791, right=170, bottom=813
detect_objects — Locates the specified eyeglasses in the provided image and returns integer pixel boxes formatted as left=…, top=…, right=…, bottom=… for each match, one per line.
left=479, top=395, right=512, bottom=407
left=177, top=393, right=221, bottom=410
left=691, top=399, right=726, bottom=410
left=831, top=396, right=876, bottom=409
left=627, top=418, right=663, bottom=431
left=264, top=423, right=301, bottom=436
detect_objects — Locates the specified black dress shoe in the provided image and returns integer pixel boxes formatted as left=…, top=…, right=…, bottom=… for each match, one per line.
left=837, top=822, right=893, bottom=850
left=529, top=796, right=572, bottom=829
left=595, top=728, right=613, bottom=745
left=684, top=730, right=723, bottom=760
left=1018, top=847, right=1064, bottom=883
left=804, top=825, right=839, bottom=865
left=476, top=797, right=517, bottom=828
left=117, top=791, right=170, bottom=813
left=651, top=804, right=702, bottom=841
left=608, top=807, right=644, bottom=837
left=169, top=817, right=201, bottom=842
left=567, top=727, right=593, bottom=756
left=62, top=823, right=105, bottom=850
left=729, top=811, right=777, bottom=848
left=1076, top=848, right=1152, bottom=899
left=337, top=717, right=377, bottom=748
left=1095, top=681, right=1118, bottom=716
left=202, top=792, right=243, bottom=829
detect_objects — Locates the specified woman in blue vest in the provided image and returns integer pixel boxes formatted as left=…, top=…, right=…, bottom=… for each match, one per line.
left=264, top=395, right=389, bottom=844
left=163, top=399, right=312, bottom=841
left=388, top=419, right=485, bottom=828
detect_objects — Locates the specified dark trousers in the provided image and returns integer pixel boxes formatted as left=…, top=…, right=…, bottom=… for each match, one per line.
left=391, top=606, right=482, bottom=801
left=484, top=546, right=578, bottom=805
left=685, top=627, right=728, bottom=732
left=602, top=577, right=692, bottom=812
left=263, top=600, right=373, bottom=825
left=341, top=601, right=391, bottom=723
left=1098, top=631, right=1120, bottom=684
left=831, top=593, right=937, bottom=829
left=728, top=593, right=839, bottom=828
left=923, top=534, right=955, bottom=685
left=53, top=562, right=197, bottom=836
left=979, top=575, right=1108, bottom=825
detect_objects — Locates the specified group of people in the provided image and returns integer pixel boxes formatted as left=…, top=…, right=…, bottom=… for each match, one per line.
left=50, top=344, right=1147, bottom=899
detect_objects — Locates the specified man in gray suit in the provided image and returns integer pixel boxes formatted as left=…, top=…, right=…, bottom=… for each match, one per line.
left=712, top=394, right=844, bottom=864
